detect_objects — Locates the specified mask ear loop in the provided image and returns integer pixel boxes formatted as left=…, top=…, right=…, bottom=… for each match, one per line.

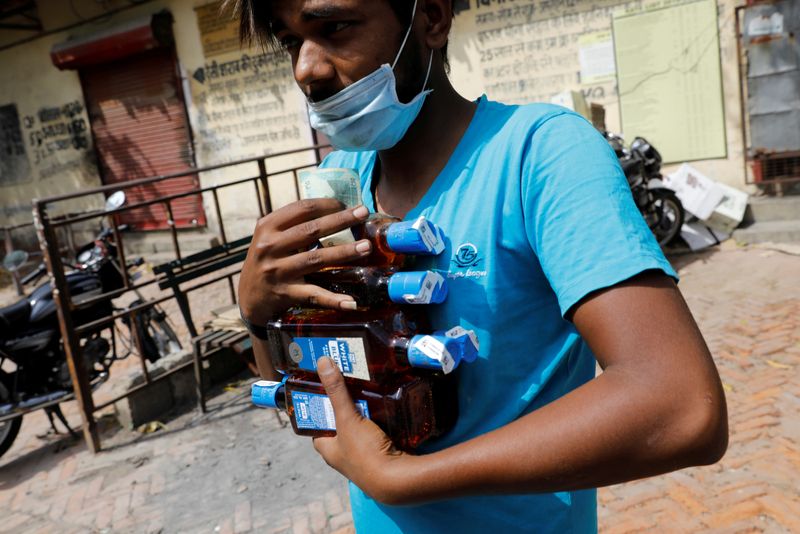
left=392, top=0, right=419, bottom=70
left=420, top=50, right=433, bottom=91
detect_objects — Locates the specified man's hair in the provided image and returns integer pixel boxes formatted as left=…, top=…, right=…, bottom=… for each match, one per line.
left=225, top=0, right=454, bottom=68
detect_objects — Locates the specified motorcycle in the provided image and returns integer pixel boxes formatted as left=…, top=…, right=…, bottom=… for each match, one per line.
left=0, top=192, right=181, bottom=459
left=605, top=132, right=685, bottom=246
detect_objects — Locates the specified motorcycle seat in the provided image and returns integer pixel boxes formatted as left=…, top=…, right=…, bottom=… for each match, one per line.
left=0, top=299, right=31, bottom=336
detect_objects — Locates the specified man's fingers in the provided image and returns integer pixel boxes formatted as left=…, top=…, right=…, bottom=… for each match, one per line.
left=312, top=436, right=337, bottom=463
left=274, top=239, right=372, bottom=277
left=272, top=205, right=371, bottom=253
left=266, top=198, right=347, bottom=231
left=317, top=357, right=359, bottom=424
left=285, top=283, right=358, bottom=310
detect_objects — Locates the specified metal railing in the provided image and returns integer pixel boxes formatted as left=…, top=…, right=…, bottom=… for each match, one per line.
left=31, top=144, right=328, bottom=452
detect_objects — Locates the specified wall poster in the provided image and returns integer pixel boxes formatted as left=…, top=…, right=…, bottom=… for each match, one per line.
left=613, top=0, right=726, bottom=162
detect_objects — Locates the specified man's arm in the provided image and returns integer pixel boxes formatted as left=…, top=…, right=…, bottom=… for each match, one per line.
left=312, top=271, right=728, bottom=504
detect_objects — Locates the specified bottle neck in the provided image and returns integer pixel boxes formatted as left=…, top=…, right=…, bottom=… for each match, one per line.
left=275, top=385, right=287, bottom=411
left=392, top=336, right=411, bottom=366
left=376, top=273, right=390, bottom=295
left=366, top=213, right=399, bottom=248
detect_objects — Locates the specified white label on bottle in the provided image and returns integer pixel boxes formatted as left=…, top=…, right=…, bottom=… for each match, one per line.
left=412, top=217, right=445, bottom=254
left=414, top=335, right=455, bottom=374
left=445, top=326, right=480, bottom=351
left=294, top=337, right=371, bottom=381
left=403, top=271, right=444, bottom=304
left=290, top=391, right=370, bottom=430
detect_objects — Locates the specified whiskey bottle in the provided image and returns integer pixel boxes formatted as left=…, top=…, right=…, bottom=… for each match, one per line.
left=251, top=373, right=457, bottom=450
left=266, top=307, right=479, bottom=383
left=306, top=267, right=448, bottom=307
left=320, top=213, right=446, bottom=268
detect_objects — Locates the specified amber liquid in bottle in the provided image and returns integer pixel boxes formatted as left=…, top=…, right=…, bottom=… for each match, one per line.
left=283, top=373, right=456, bottom=451
left=267, top=307, right=431, bottom=384
left=305, top=267, right=396, bottom=308
left=320, top=213, right=406, bottom=269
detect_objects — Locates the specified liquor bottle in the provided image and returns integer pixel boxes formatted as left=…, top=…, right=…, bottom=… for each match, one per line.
left=251, top=373, right=457, bottom=451
left=266, top=307, right=479, bottom=383
left=306, top=267, right=448, bottom=308
left=320, top=213, right=446, bottom=268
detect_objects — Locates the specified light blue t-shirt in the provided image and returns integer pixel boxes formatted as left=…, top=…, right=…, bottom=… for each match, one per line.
left=320, top=96, right=677, bottom=533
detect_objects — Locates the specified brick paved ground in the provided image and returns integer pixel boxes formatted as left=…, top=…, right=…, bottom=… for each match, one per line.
left=598, top=242, right=800, bottom=533
left=1, top=382, right=354, bottom=534
left=1, top=241, right=798, bottom=533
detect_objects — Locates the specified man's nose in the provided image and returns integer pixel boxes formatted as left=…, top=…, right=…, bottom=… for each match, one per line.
left=294, top=40, right=334, bottom=91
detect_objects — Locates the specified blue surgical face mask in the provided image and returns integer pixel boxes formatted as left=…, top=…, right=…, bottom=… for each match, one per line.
left=307, top=0, right=433, bottom=152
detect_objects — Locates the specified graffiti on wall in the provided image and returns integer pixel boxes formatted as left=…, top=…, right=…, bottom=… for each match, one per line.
left=0, top=103, right=31, bottom=186
left=24, top=101, right=89, bottom=162
left=22, top=100, right=92, bottom=180
left=196, top=1, right=243, bottom=58
left=448, top=0, right=667, bottom=112
left=191, top=2, right=311, bottom=165
left=456, top=0, right=650, bottom=106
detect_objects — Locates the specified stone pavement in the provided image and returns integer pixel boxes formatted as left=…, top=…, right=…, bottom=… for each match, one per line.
left=1, top=242, right=798, bottom=533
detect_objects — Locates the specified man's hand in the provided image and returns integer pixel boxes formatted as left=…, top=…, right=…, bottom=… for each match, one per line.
left=238, top=199, right=372, bottom=325
left=312, top=357, right=412, bottom=503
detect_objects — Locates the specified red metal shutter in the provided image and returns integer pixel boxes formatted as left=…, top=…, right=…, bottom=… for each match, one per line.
left=81, top=48, right=205, bottom=230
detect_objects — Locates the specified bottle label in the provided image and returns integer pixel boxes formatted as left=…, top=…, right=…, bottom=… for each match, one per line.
left=402, top=271, right=445, bottom=304
left=412, top=335, right=456, bottom=374
left=290, top=337, right=371, bottom=381
left=412, top=217, right=445, bottom=254
left=445, top=326, right=480, bottom=351
left=290, top=391, right=370, bottom=430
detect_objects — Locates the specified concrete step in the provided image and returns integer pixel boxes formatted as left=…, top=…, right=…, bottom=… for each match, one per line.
left=733, top=220, right=800, bottom=244
left=743, top=196, right=800, bottom=223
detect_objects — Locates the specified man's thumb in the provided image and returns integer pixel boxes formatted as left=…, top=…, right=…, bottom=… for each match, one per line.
left=317, top=357, right=358, bottom=421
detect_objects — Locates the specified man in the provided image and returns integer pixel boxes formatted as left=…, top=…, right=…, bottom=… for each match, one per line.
left=234, top=1, right=728, bottom=532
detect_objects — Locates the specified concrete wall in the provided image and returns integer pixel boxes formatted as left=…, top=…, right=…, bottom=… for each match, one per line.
left=1, top=0, right=752, bottom=234
left=0, top=0, right=315, bottom=239
left=447, top=0, right=749, bottom=191
left=0, top=31, right=102, bottom=224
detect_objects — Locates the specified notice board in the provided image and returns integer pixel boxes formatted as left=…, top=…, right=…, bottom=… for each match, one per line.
left=613, top=0, right=726, bottom=163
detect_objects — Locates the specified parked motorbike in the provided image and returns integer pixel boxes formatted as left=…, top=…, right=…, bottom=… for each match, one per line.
left=605, top=132, right=685, bottom=246
left=0, top=192, right=180, bottom=459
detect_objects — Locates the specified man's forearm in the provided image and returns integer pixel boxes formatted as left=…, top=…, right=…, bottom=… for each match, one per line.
left=251, top=336, right=282, bottom=381
left=389, top=362, right=726, bottom=505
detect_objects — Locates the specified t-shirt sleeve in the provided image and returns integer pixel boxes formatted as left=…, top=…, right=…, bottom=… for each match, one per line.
left=521, top=111, right=678, bottom=317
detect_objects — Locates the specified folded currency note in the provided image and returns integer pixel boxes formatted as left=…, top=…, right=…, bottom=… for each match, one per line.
left=297, top=168, right=362, bottom=246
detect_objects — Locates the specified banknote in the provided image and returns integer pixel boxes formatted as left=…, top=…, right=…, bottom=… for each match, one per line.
left=297, top=168, right=361, bottom=246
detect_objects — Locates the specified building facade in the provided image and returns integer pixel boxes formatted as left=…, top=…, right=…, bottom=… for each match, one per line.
left=0, top=0, right=786, bottom=236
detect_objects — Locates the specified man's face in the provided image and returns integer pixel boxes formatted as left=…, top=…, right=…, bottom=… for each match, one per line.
left=267, top=0, right=427, bottom=103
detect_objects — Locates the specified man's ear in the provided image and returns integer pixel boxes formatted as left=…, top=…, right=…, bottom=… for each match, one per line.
left=421, top=0, right=453, bottom=51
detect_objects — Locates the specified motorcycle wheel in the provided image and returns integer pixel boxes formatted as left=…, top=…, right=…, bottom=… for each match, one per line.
left=648, top=190, right=684, bottom=246
left=0, top=371, right=22, bottom=459
left=145, top=314, right=182, bottom=360
left=129, top=301, right=181, bottom=363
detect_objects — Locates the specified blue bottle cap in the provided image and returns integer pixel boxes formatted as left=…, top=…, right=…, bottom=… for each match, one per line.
left=387, top=271, right=448, bottom=304
left=251, top=379, right=286, bottom=409
left=385, top=216, right=446, bottom=255
left=407, top=327, right=479, bottom=373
